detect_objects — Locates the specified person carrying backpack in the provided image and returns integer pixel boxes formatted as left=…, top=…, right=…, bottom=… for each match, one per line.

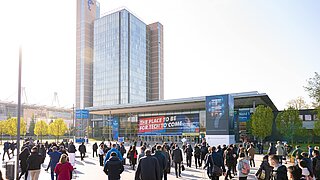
left=237, top=153, right=250, bottom=180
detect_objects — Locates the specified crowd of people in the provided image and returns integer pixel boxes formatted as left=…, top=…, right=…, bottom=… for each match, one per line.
left=1, top=139, right=77, bottom=180
left=3, top=138, right=320, bottom=180
left=101, top=140, right=320, bottom=180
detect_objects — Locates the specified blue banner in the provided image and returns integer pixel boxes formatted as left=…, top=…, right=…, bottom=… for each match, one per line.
left=112, top=117, right=119, bottom=140
left=238, top=109, right=251, bottom=122
left=76, top=109, right=89, bottom=119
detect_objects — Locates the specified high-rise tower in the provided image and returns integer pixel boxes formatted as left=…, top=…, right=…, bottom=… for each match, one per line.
left=147, top=22, right=164, bottom=101
left=76, top=0, right=100, bottom=109
left=93, top=9, right=147, bottom=106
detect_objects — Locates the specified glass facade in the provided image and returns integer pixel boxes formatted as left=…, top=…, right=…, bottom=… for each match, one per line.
left=93, top=9, right=146, bottom=106
left=92, top=110, right=206, bottom=143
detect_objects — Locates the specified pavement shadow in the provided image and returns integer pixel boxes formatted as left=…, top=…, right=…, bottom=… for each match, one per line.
left=180, top=172, right=202, bottom=179
left=75, top=161, right=84, bottom=165
left=74, top=169, right=84, bottom=175
left=83, top=160, right=96, bottom=165
left=183, top=167, right=203, bottom=173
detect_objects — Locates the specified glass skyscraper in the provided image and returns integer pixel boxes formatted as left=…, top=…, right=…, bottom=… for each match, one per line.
left=93, top=9, right=146, bottom=106
left=93, top=9, right=163, bottom=106
left=77, top=3, right=163, bottom=108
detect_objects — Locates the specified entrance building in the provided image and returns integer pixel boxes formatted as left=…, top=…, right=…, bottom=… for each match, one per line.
left=88, top=91, right=277, bottom=146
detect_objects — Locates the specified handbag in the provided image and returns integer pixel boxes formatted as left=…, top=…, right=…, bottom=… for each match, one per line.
left=181, top=164, right=185, bottom=171
left=258, top=169, right=266, bottom=180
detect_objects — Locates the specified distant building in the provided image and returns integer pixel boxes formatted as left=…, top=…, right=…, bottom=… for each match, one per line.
left=0, top=101, right=72, bottom=133
left=76, top=1, right=164, bottom=108
left=147, top=22, right=164, bottom=101
left=76, top=0, right=100, bottom=109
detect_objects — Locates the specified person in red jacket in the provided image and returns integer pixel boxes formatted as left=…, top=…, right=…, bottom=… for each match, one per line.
left=54, top=154, right=74, bottom=180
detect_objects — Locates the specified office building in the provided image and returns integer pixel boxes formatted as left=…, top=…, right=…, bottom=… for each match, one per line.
left=93, top=9, right=164, bottom=106
left=76, top=0, right=100, bottom=109
left=147, top=22, right=164, bottom=101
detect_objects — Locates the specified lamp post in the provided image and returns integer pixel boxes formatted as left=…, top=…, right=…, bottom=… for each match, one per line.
left=16, top=47, right=22, bottom=179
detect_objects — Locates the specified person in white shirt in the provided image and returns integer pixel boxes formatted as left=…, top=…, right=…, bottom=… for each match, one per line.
left=98, top=144, right=105, bottom=167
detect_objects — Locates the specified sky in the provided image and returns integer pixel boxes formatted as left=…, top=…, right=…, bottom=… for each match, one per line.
left=0, top=0, right=319, bottom=110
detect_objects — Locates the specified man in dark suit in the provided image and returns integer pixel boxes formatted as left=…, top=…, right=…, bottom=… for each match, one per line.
left=172, top=144, right=183, bottom=178
left=135, top=150, right=160, bottom=180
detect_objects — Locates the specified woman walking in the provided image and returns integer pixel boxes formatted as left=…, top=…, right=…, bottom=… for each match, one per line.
left=129, top=145, right=138, bottom=170
left=54, top=154, right=74, bottom=180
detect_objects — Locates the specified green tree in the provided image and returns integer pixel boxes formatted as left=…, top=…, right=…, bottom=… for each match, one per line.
left=251, top=106, right=274, bottom=141
left=304, top=72, right=320, bottom=107
left=314, top=108, right=320, bottom=136
left=5, top=117, right=27, bottom=138
left=246, top=119, right=253, bottom=135
left=48, top=118, right=67, bottom=142
left=276, top=107, right=302, bottom=144
left=34, top=120, right=49, bottom=142
left=28, top=115, right=36, bottom=136
left=85, top=126, right=92, bottom=138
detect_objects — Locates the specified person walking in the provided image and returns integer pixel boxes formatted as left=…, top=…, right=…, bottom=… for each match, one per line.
left=138, top=146, right=146, bottom=161
left=47, top=146, right=62, bottom=180
left=152, top=145, right=166, bottom=179
left=247, top=144, right=255, bottom=167
left=200, top=142, right=209, bottom=167
left=104, top=152, right=124, bottom=180
left=276, top=141, right=285, bottom=164
left=39, top=144, right=46, bottom=162
left=119, top=142, right=126, bottom=165
left=27, top=147, right=44, bottom=180
left=92, top=142, right=98, bottom=158
left=19, top=147, right=30, bottom=179
left=292, top=145, right=303, bottom=165
left=237, top=153, right=250, bottom=180
left=105, top=144, right=123, bottom=165
left=255, top=155, right=273, bottom=180
left=2, top=141, right=11, bottom=161
left=68, top=141, right=76, bottom=166
left=269, top=155, right=288, bottom=180
left=78, top=142, right=86, bottom=161
left=129, top=145, right=138, bottom=170
left=204, top=146, right=226, bottom=180
left=224, top=147, right=235, bottom=180
left=98, top=144, right=105, bottom=167
left=54, top=154, right=74, bottom=180
left=185, top=144, right=193, bottom=167
left=10, top=141, right=16, bottom=156
left=268, top=143, right=277, bottom=155
left=312, top=150, right=320, bottom=179
left=135, top=149, right=160, bottom=180
left=172, top=144, right=183, bottom=178
left=162, top=145, right=171, bottom=180
left=194, top=144, right=201, bottom=169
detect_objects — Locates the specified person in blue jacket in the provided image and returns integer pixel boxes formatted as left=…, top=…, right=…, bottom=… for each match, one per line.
left=47, top=146, right=62, bottom=180
left=104, top=144, right=123, bottom=165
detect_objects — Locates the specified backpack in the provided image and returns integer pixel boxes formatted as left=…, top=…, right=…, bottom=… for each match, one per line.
left=241, top=160, right=250, bottom=175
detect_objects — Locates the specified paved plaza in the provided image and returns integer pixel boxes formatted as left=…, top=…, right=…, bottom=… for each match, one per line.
left=0, top=142, right=292, bottom=180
